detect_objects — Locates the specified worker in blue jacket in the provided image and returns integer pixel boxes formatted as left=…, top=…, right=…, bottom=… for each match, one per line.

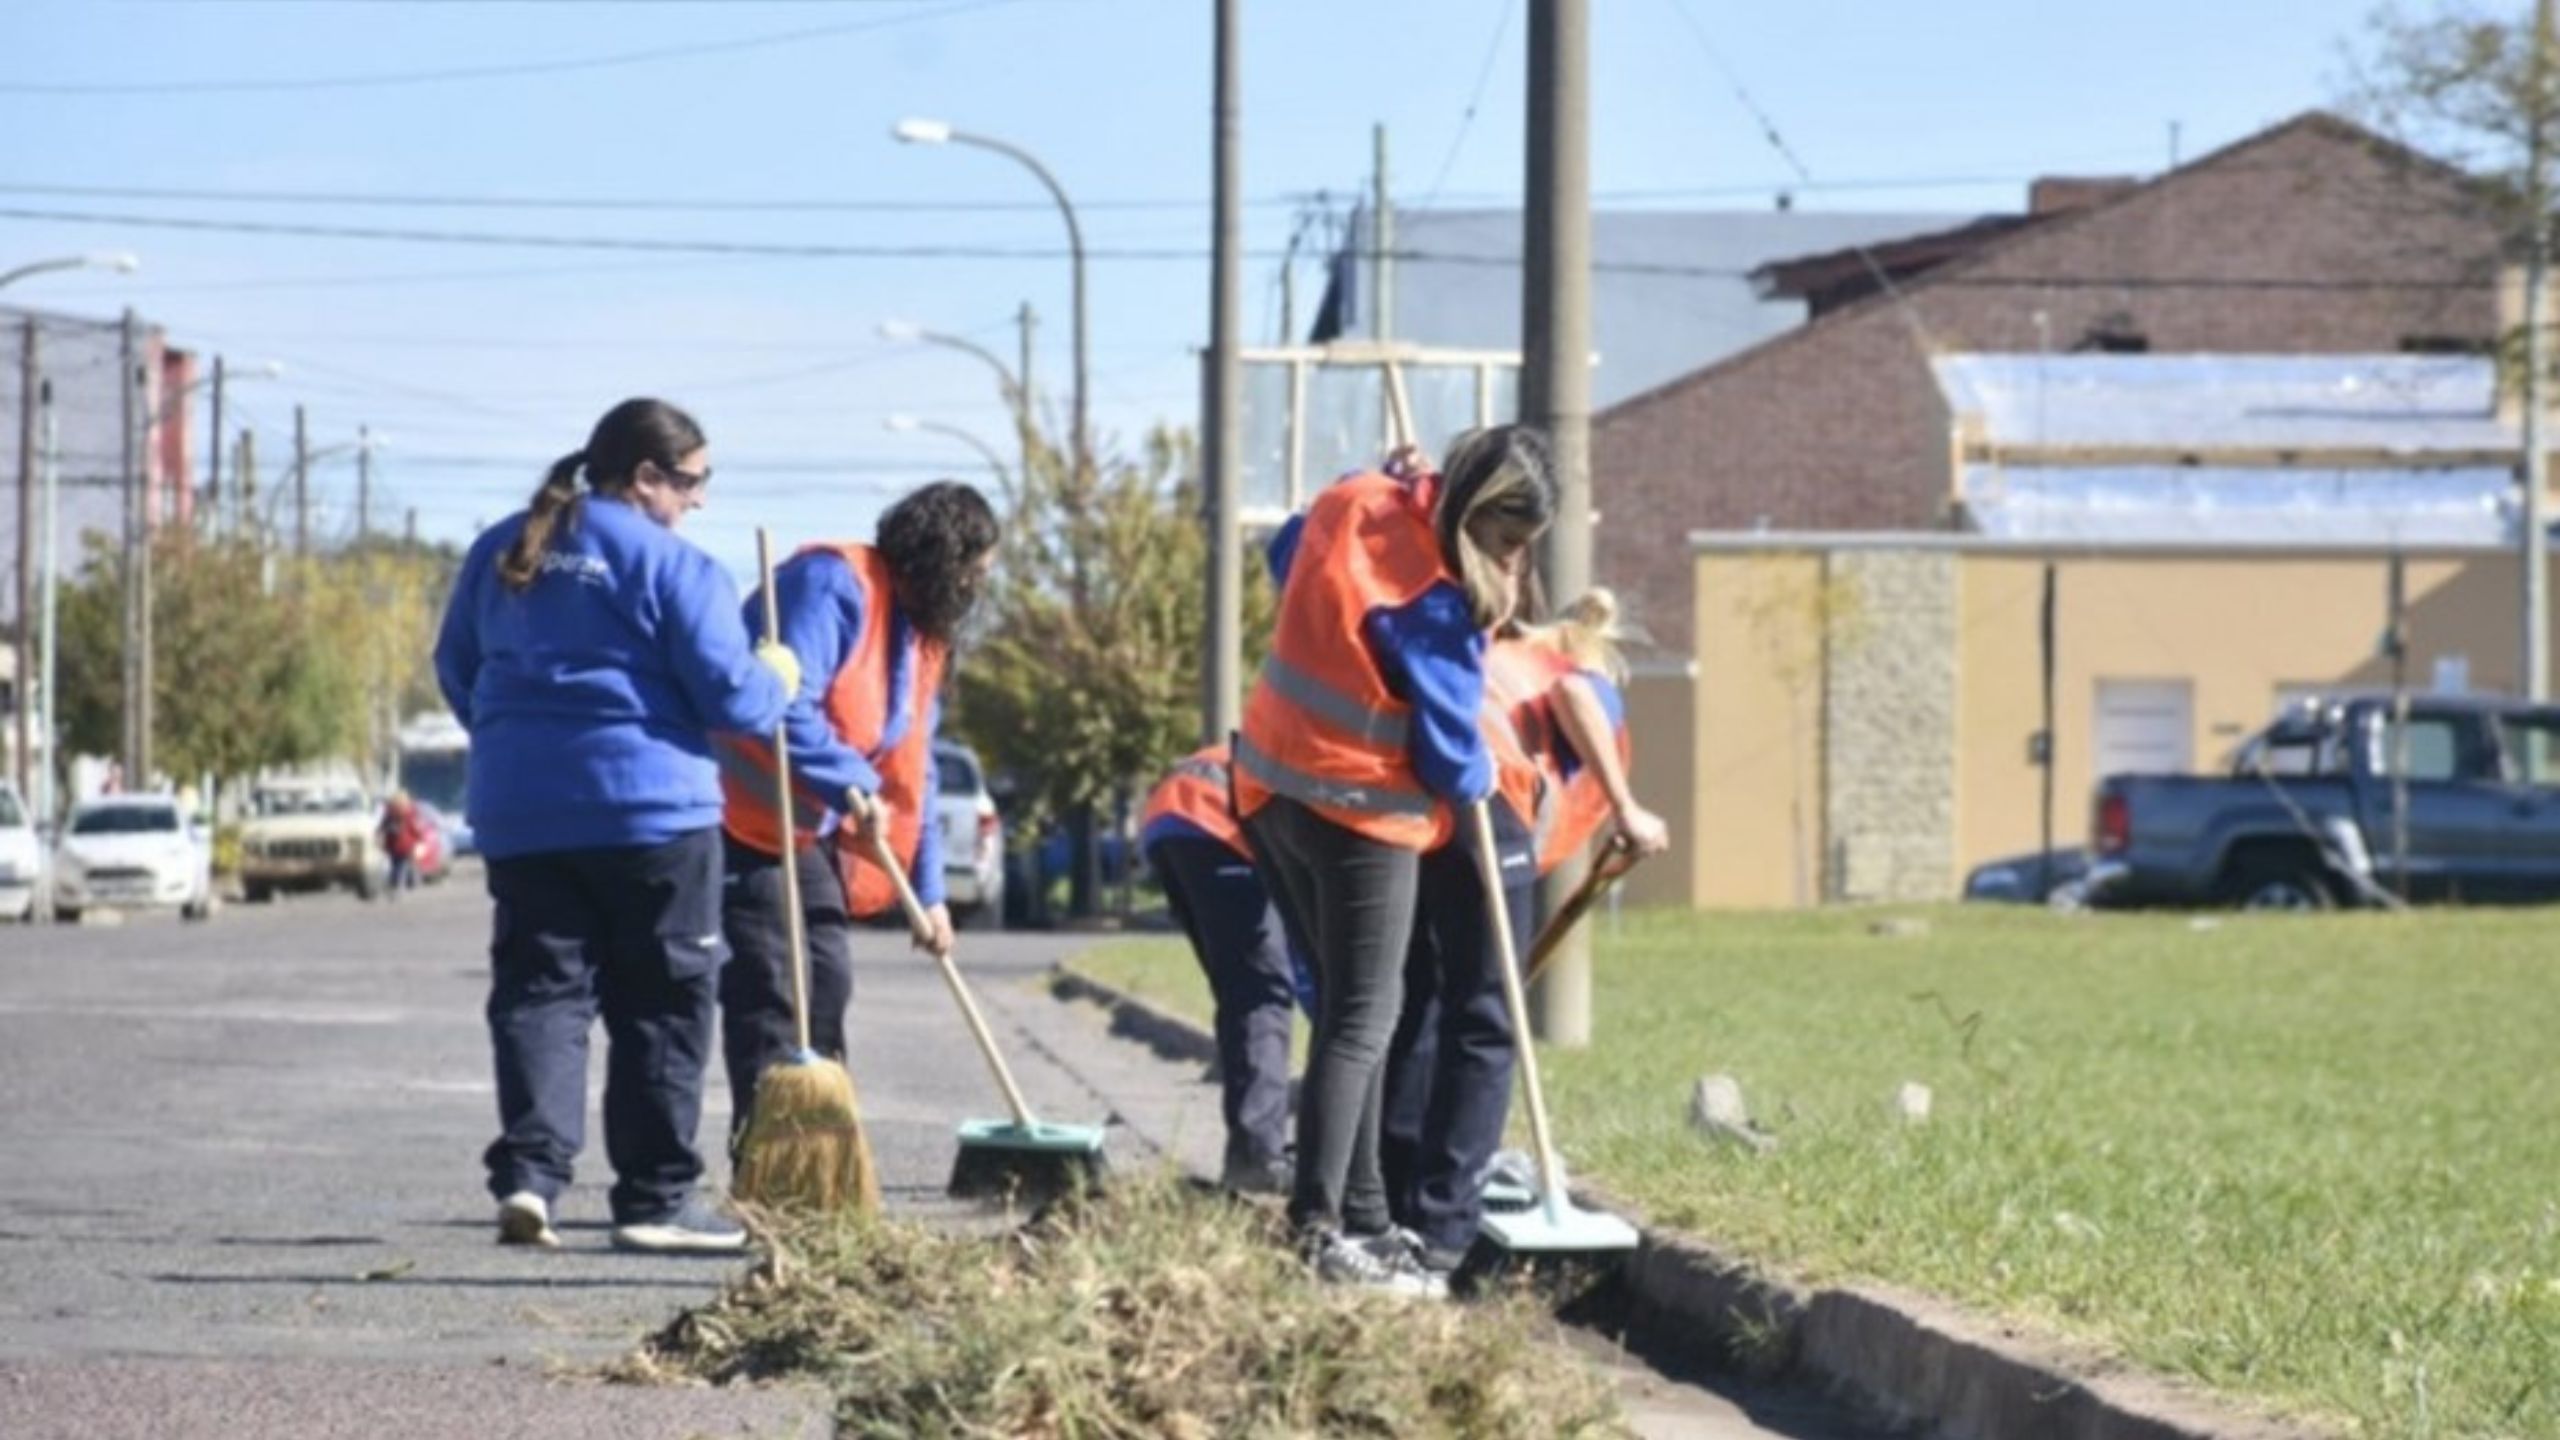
left=435, top=397, right=798, bottom=1257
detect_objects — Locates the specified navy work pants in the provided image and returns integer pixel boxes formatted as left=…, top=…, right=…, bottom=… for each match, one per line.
left=482, top=827, right=725, bottom=1227
left=1149, top=835, right=1299, bottom=1172
left=717, top=833, right=856, bottom=1136
left=1381, top=802, right=1537, bottom=1257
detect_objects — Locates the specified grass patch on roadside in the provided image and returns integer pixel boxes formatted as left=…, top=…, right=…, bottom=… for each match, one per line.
left=1072, top=908, right=2560, bottom=1437
left=616, top=1174, right=1628, bottom=1438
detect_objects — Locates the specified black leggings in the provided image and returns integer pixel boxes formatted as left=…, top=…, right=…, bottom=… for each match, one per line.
left=1243, top=795, right=1420, bottom=1235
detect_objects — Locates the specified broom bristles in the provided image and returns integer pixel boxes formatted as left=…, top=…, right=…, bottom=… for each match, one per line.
left=733, top=1057, right=881, bottom=1215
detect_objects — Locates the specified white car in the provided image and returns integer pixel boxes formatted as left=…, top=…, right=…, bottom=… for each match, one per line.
left=934, top=740, right=1005, bottom=931
left=0, top=782, right=38, bottom=922
left=52, top=795, right=217, bottom=924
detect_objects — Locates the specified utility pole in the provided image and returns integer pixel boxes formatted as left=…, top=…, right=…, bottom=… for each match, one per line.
left=237, top=429, right=257, bottom=542
left=1523, top=0, right=1593, bottom=1047
left=14, top=319, right=35, bottom=801
left=2528, top=0, right=2555, bottom=701
left=117, top=311, right=143, bottom=784
left=294, top=404, right=310, bottom=560
left=356, top=424, right=373, bottom=543
left=1372, top=123, right=1394, bottom=341
left=1203, top=0, right=1244, bottom=746
left=404, top=507, right=417, bottom=548
left=36, top=377, right=57, bottom=831
left=208, top=355, right=225, bottom=538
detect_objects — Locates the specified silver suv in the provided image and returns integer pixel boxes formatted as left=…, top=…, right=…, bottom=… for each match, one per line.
left=933, top=741, right=1004, bottom=931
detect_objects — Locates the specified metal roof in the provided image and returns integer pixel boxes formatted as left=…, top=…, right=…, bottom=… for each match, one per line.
left=1960, top=464, right=2517, bottom=546
left=1323, top=208, right=1972, bottom=411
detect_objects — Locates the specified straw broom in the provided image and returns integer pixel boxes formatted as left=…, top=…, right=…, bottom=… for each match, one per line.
left=732, top=527, right=881, bottom=1216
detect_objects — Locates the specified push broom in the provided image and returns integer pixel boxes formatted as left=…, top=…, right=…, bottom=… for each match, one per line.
left=858, top=826, right=1108, bottom=1203
left=1467, top=800, right=1639, bottom=1265
left=1480, top=834, right=1644, bottom=1216
left=731, top=528, right=882, bottom=1216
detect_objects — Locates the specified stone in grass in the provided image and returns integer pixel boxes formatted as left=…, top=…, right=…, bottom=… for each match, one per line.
left=1868, top=916, right=1930, bottom=939
left=1689, top=1074, right=1778, bottom=1154
left=1893, top=1081, right=1932, bottom=1124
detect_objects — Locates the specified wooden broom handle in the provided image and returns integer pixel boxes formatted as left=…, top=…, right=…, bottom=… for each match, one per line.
left=1473, top=801, right=1567, bottom=1221
left=862, top=826, right=1039, bottom=1129
left=758, top=529, right=814, bottom=1057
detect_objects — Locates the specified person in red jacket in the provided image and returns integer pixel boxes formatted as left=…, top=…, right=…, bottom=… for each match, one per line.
left=379, top=792, right=427, bottom=898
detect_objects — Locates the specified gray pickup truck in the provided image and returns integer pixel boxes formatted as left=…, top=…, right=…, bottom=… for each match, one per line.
left=2086, top=692, right=2560, bottom=910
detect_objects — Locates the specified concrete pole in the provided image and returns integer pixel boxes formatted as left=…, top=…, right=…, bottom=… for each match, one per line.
left=1203, top=0, right=1244, bottom=746
left=2528, top=0, right=2555, bottom=701
left=14, top=319, right=35, bottom=800
left=118, top=311, right=141, bottom=784
left=1372, top=123, right=1393, bottom=342
left=1524, top=0, right=1593, bottom=1047
left=238, top=429, right=257, bottom=542
left=135, top=347, right=155, bottom=785
left=207, top=355, right=225, bottom=539
left=36, top=379, right=56, bottom=830
left=356, top=424, right=372, bottom=543
left=294, top=404, right=310, bottom=561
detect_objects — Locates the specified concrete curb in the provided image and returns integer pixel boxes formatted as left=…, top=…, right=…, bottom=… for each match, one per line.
left=1049, top=960, right=2332, bottom=1440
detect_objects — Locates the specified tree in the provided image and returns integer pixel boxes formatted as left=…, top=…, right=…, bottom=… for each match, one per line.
left=949, top=418, right=1273, bottom=914
left=53, top=533, right=359, bottom=787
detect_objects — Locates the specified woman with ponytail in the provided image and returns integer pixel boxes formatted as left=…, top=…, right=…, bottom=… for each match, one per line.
left=435, top=397, right=800, bottom=1256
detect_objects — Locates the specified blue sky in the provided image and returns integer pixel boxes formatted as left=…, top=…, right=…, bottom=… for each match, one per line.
left=0, top=0, right=2373, bottom=580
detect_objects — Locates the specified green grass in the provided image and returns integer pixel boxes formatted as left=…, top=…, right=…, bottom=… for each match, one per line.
left=1075, top=908, right=2560, bottom=1438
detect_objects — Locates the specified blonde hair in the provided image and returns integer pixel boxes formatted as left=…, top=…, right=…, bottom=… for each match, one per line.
left=1519, top=588, right=1627, bottom=682
left=1433, top=425, right=1558, bottom=630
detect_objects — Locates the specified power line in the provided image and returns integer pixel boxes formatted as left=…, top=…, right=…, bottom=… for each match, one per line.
left=0, top=0, right=1024, bottom=95
left=0, top=179, right=1292, bottom=215
left=1418, top=0, right=1516, bottom=210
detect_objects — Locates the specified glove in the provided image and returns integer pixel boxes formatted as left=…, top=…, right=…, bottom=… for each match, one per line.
left=754, top=641, right=802, bottom=696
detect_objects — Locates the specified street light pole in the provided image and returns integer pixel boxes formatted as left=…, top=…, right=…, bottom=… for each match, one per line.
left=884, top=414, right=1009, bottom=488
left=0, top=251, right=138, bottom=295
left=13, top=319, right=35, bottom=802
left=2527, top=0, right=2555, bottom=701
left=892, top=119, right=1089, bottom=494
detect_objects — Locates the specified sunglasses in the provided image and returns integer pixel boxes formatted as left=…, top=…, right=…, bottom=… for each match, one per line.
left=649, top=460, right=713, bottom=493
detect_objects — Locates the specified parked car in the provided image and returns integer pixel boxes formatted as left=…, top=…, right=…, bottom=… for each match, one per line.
left=239, top=781, right=386, bottom=903
left=2087, top=691, right=2560, bottom=910
left=935, top=740, right=1005, bottom=930
left=51, top=794, right=216, bottom=923
left=1962, top=847, right=2091, bottom=907
left=0, top=782, right=38, bottom=922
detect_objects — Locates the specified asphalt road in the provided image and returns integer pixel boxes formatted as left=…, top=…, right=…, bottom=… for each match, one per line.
left=0, top=867, right=1877, bottom=1439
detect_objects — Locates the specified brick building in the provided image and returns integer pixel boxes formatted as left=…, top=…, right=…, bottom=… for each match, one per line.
left=1593, top=111, right=2508, bottom=658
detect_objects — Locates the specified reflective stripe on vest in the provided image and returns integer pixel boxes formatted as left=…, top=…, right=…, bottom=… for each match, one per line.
left=1234, top=734, right=1437, bottom=819
left=713, top=732, right=829, bottom=848
left=1259, top=655, right=1411, bottom=747
left=1140, top=745, right=1247, bottom=858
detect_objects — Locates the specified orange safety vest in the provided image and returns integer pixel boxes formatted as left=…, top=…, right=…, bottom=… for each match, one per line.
left=1139, top=745, right=1247, bottom=860
left=1235, top=470, right=1454, bottom=850
left=1486, top=639, right=1633, bottom=875
left=717, top=543, right=947, bottom=918
left=1479, top=639, right=1551, bottom=852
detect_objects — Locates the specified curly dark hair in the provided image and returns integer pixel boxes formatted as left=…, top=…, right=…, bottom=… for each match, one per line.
left=877, top=480, right=1001, bottom=643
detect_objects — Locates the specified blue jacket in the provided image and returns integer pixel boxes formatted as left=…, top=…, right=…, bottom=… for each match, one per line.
left=1265, top=510, right=1492, bottom=806
left=743, top=549, right=946, bottom=906
left=435, top=496, right=790, bottom=859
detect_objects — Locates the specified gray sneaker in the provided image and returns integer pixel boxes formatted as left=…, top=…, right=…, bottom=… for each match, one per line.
left=496, top=1191, right=559, bottom=1249
left=1304, top=1226, right=1446, bottom=1300
left=610, top=1194, right=747, bottom=1255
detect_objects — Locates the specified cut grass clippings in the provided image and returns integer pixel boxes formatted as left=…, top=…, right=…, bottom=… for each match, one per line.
left=616, top=1173, right=1630, bottom=1439
left=1074, top=906, right=2560, bottom=1439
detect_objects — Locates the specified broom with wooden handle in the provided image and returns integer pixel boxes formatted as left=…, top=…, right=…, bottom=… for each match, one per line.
left=857, top=825, right=1107, bottom=1201
left=730, top=527, right=881, bottom=1216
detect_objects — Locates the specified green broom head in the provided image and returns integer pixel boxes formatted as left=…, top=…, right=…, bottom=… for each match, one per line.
left=734, top=1051, right=881, bottom=1216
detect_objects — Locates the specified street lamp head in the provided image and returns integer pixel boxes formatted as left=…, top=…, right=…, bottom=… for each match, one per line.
left=883, top=414, right=923, bottom=434
left=892, top=118, right=953, bottom=146
left=85, top=251, right=140, bottom=274
left=877, top=319, right=923, bottom=343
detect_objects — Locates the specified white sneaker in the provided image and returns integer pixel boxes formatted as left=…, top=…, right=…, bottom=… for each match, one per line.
left=496, top=1191, right=559, bottom=1249
left=610, top=1194, right=748, bottom=1255
left=1304, top=1227, right=1446, bottom=1300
